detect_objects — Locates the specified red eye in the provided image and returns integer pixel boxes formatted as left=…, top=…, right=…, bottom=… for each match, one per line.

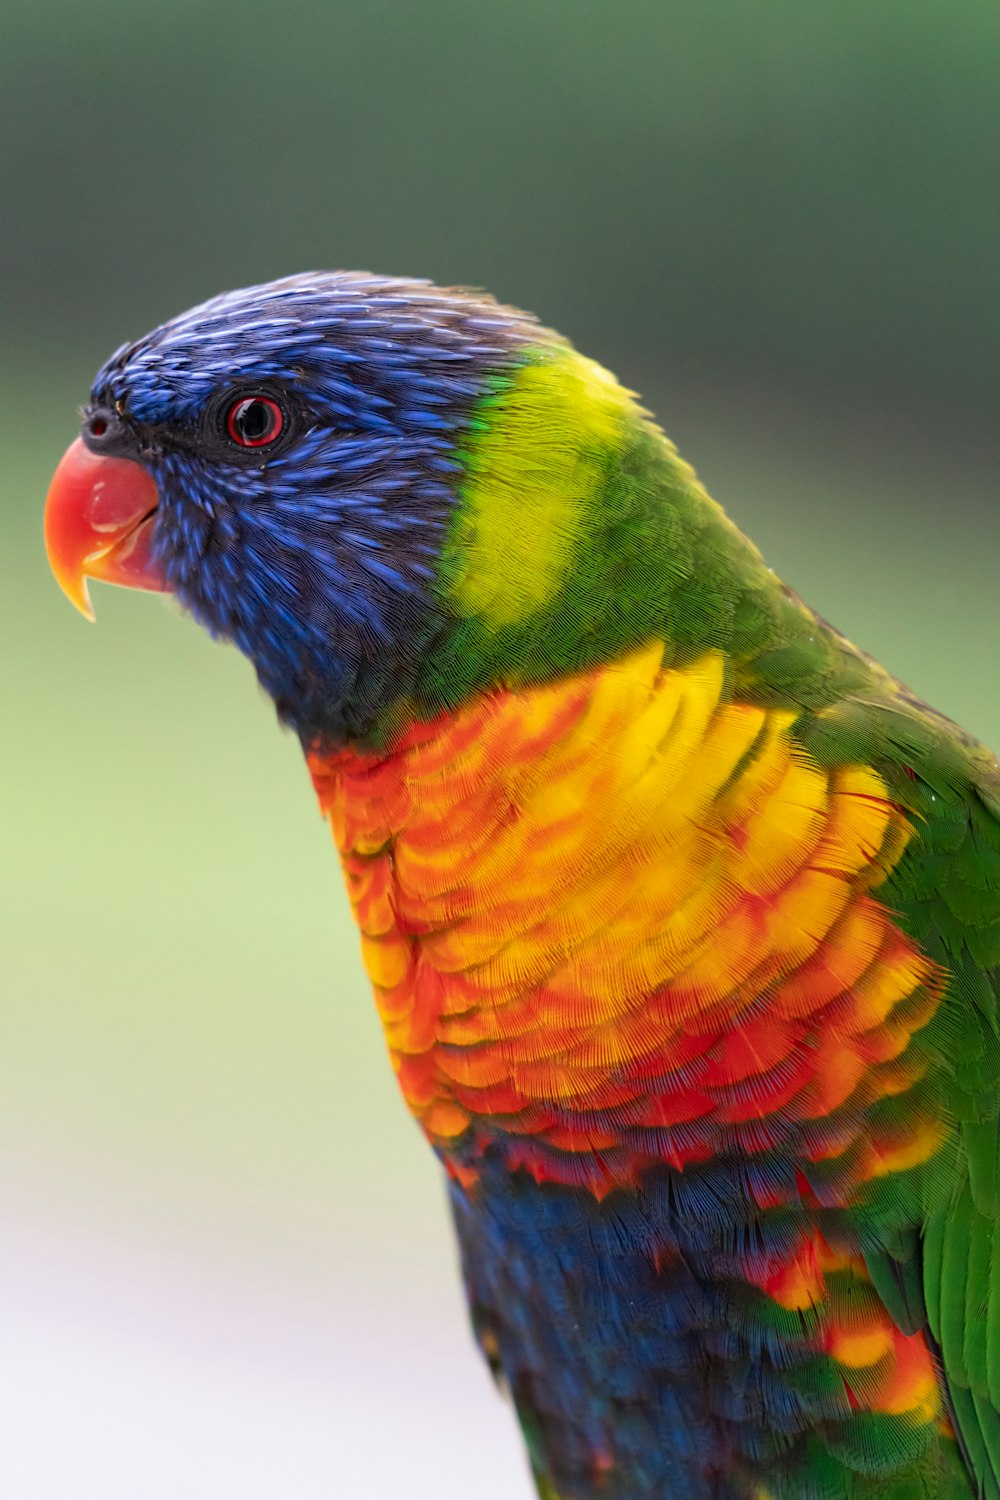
left=226, top=395, right=284, bottom=448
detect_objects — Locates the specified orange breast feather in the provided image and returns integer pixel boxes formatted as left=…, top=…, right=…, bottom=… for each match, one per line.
left=308, top=642, right=942, bottom=1194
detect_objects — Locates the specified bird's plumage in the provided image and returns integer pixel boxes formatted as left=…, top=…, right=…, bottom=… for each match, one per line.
left=46, top=272, right=1000, bottom=1500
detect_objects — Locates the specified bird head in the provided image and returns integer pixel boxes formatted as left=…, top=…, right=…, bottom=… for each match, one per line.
left=45, top=271, right=731, bottom=748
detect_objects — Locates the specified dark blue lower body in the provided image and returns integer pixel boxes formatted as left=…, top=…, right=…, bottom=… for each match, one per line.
left=446, top=1153, right=967, bottom=1500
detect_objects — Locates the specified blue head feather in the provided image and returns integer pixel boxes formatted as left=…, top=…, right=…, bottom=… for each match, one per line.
left=89, top=272, right=538, bottom=743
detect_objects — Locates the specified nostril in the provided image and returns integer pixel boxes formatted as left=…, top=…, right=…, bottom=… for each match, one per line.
left=81, top=406, right=141, bottom=459
left=82, top=411, right=117, bottom=444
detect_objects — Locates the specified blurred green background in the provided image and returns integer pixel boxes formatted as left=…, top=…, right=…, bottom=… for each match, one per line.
left=3, top=3, right=997, bottom=1496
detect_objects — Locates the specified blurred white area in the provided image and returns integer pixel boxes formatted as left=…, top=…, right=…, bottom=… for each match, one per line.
left=1, top=1204, right=530, bottom=1499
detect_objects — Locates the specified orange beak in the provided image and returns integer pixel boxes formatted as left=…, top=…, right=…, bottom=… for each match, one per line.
left=44, top=438, right=169, bottom=620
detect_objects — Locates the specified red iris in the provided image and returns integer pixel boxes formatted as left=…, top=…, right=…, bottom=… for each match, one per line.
left=226, top=395, right=284, bottom=448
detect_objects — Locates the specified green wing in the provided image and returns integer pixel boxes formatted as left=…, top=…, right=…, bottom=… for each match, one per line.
left=803, top=689, right=1000, bottom=1499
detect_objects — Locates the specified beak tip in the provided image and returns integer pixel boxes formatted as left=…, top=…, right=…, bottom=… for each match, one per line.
left=70, top=580, right=97, bottom=623
left=43, top=529, right=97, bottom=621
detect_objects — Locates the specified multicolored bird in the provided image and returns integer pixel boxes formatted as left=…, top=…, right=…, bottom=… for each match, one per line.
left=44, top=273, right=1000, bottom=1500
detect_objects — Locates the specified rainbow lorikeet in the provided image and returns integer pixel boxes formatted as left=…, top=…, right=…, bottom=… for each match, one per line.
left=44, top=273, right=1000, bottom=1500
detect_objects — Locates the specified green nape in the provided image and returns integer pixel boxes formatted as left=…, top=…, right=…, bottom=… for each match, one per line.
left=421, top=342, right=876, bottom=720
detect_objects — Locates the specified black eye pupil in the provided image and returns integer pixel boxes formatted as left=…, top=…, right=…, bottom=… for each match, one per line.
left=226, top=395, right=284, bottom=448
left=239, top=402, right=270, bottom=439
